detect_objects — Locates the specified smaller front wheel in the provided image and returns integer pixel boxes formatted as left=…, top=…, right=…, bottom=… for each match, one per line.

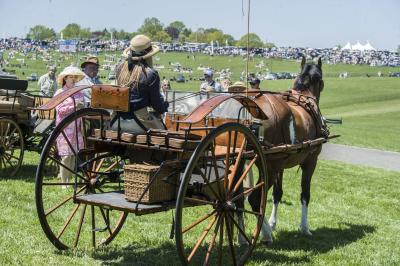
left=35, top=108, right=128, bottom=250
left=0, top=117, right=24, bottom=177
left=175, top=122, right=268, bottom=266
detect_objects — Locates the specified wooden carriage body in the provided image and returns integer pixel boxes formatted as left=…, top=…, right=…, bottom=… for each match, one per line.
left=34, top=85, right=336, bottom=265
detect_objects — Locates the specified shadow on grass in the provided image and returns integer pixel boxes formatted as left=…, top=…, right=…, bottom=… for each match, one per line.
left=249, top=222, right=375, bottom=264
left=83, top=223, right=374, bottom=265
left=90, top=242, right=180, bottom=266
left=0, top=164, right=37, bottom=181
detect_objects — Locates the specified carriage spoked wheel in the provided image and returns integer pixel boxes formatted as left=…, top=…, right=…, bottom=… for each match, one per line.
left=175, top=122, right=268, bottom=265
left=0, top=117, right=24, bottom=177
left=35, top=108, right=128, bottom=250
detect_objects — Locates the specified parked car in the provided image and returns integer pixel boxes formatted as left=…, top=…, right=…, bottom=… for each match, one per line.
left=27, top=73, right=38, bottom=81
left=276, top=72, right=292, bottom=79
left=176, top=74, right=185, bottom=83
left=389, top=72, right=400, bottom=77
left=265, top=72, right=278, bottom=80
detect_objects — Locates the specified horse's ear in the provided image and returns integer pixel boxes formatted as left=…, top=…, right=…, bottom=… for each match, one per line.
left=318, top=57, right=322, bottom=68
left=301, top=56, right=306, bottom=70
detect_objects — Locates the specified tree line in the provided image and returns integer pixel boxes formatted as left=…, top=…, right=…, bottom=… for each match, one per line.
left=26, top=17, right=275, bottom=48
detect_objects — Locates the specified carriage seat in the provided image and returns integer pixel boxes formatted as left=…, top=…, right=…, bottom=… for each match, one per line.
left=0, top=99, right=23, bottom=113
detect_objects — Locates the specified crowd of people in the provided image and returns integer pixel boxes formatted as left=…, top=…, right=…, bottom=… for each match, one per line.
left=1, top=37, right=399, bottom=67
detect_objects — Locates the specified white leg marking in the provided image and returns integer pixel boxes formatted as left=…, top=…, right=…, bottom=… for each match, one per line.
left=260, top=219, right=273, bottom=244
left=268, top=202, right=279, bottom=231
left=299, top=199, right=312, bottom=236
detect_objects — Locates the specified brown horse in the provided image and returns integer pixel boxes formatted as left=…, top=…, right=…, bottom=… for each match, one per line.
left=237, top=56, right=327, bottom=244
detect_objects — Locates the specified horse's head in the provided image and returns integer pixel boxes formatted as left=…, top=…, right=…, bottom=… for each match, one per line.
left=294, top=56, right=324, bottom=103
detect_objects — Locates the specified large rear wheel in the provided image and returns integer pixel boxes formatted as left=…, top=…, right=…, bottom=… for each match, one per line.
left=175, top=122, right=268, bottom=265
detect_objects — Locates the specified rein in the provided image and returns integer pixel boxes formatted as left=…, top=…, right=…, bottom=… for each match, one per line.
left=166, top=92, right=203, bottom=104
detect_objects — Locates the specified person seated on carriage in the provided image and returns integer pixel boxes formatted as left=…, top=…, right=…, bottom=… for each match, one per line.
left=111, top=34, right=169, bottom=134
left=161, top=77, right=171, bottom=96
left=53, top=66, right=85, bottom=189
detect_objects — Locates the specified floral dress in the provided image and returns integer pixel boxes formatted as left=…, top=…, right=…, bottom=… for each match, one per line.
left=55, top=87, right=85, bottom=156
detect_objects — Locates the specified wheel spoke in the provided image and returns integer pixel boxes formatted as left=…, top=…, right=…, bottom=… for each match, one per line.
left=231, top=155, right=258, bottom=194
left=74, top=204, right=87, bottom=248
left=231, top=182, right=265, bottom=203
left=4, top=152, right=20, bottom=161
left=57, top=203, right=81, bottom=239
left=3, top=153, right=17, bottom=168
left=45, top=186, right=87, bottom=216
left=61, top=130, right=78, bottom=157
left=182, top=210, right=216, bottom=234
left=218, top=214, right=224, bottom=266
left=224, top=131, right=232, bottom=191
left=195, top=165, right=220, bottom=200
left=102, top=160, right=118, bottom=173
left=227, top=138, right=246, bottom=192
left=224, top=213, right=237, bottom=266
left=4, top=127, right=17, bottom=146
left=94, top=158, right=105, bottom=173
left=42, top=182, right=88, bottom=186
left=2, top=123, right=12, bottom=144
left=187, top=214, right=217, bottom=262
left=227, top=212, right=252, bottom=245
left=48, top=155, right=88, bottom=181
left=210, top=142, right=223, bottom=197
left=204, top=214, right=223, bottom=266
left=184, top=197, right=215, bottom=206
left=236, top=207, right=263, bottom=217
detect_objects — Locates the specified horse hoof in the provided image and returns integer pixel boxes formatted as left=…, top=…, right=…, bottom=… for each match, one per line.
left=261, top=239, right=273, bottom=246
left=299, top=227, right=312, bottom=236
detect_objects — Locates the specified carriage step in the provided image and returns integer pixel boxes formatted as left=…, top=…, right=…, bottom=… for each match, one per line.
left=75, top=191, right=176, bottom=215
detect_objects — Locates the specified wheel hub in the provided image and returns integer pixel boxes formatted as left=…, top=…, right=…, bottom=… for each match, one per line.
left=0, top=145, right=5, bottom=156
left=217, top=200, right=237, bottom=212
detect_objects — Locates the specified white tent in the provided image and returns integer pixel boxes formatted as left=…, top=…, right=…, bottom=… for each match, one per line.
left=363, top=41, right=376, bottom=51
left=342, top=42, right=352, bottom=50
left=341, top=41, right=376, bottom=51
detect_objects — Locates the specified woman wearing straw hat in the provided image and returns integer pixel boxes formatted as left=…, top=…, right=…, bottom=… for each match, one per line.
left=54, top=66, right=85, bottom=188
left=112, top=34, right=168, bottom=133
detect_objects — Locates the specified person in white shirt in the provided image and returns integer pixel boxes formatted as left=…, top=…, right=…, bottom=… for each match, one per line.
left=38, top=66, right=57, bottom=96
left=200, top=69, right=222, bottom=92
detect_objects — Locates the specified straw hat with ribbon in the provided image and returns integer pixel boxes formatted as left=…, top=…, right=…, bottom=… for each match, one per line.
left=81, top=56, right=99, bottom=68
left=57, top=66, right=85, bottom=85
left=122, top=34, right=160, bottom=61
left=227, top=81, right=248, bottom=92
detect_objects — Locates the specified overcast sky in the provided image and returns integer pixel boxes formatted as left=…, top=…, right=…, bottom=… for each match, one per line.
left=1, top=0, right=399, bottom=51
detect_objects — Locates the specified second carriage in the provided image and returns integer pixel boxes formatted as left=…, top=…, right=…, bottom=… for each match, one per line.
left=0, top=75, right=56, bottom=176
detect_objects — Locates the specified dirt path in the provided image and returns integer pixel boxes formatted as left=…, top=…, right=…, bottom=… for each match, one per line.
left=320, top=143, right=400, bottom=172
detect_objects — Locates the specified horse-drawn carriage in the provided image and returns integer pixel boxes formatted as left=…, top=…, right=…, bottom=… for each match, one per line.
left=34, top=59, right=337, bottom=265
left=0, top=75, right=55, bottom=176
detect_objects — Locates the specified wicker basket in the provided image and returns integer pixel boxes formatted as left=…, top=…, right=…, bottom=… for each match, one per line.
left=124, top=163, right=177, bottom=203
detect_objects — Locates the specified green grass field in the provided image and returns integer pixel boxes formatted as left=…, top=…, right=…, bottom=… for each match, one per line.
left=0, top=152, right=399, bottom=265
